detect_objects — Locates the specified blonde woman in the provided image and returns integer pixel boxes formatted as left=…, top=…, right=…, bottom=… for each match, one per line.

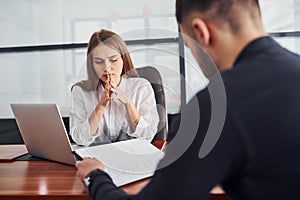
left=70, top=29, right=159, bottom=146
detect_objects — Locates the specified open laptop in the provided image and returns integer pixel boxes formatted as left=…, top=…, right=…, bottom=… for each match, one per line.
left=10, top=104, right=165, bottom=186
left=10, top=104, right=76, bottom=166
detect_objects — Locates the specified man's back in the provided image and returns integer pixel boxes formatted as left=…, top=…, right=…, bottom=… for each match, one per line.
left=75, top=1, right=300, bottom=199
left=221, top=36, right=300, bottom=199
left=76, top=37, right=300, bottom=200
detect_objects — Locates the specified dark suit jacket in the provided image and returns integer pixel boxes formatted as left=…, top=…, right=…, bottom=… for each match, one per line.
left=86, top=37, right=300, bottom=200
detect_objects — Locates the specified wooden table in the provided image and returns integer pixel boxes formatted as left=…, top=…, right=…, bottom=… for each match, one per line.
left=0, top=145, right=228, bottom=200
left=0, top=161, right=90, bottom=200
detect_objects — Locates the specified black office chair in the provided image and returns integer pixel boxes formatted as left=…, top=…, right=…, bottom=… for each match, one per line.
left=135, top=66, right=167, bottom=142
left=0, top=119, right=24, bottom=144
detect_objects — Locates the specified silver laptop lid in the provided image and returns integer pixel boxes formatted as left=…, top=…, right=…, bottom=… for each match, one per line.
left=10, top=104, right=76, bottom=166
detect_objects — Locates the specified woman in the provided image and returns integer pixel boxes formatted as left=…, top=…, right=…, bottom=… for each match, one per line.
left=70, top=29, right=159, bottom=146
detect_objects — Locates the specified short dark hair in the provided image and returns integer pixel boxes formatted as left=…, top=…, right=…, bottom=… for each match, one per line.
left=176, top=0, right=260, bottom=31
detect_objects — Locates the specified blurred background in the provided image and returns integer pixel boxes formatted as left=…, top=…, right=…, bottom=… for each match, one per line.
left=0, top=0, right=299, bottom=119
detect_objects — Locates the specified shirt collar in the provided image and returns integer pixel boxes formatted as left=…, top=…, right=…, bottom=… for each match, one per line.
left=118, top=77, right=126, bottom=91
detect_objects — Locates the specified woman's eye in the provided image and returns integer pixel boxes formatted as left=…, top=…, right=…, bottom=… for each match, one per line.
left=95, top=61, right=103, bottom=64
left=111, top=59, right=118, bottom=62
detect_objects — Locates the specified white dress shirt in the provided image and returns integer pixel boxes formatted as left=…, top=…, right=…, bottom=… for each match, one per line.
left=70, top=77, right=159, bottom=146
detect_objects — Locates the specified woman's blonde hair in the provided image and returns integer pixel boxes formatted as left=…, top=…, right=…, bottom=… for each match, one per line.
left=72, top=29, right=138, bottom=91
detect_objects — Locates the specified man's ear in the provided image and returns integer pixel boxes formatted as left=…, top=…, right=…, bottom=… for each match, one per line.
left=191, top=18, right=211, bottom=47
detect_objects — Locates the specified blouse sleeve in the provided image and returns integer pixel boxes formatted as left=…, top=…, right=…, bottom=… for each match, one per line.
left=127, top=80, right=159, bottom=141
left=69, top=86, right=98, bottom=146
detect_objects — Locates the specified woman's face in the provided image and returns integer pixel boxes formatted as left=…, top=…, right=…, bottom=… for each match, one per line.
left=91, top=44, right=123, bottom=84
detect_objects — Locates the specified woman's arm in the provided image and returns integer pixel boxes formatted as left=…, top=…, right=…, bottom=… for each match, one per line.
left=110, top=79, right=159, bottom=141
left=125, top=100, right=140, bottom=131
left=88, top=87, right=111, bottom=136
left=70, top=84, right=113, bottom=146
left=89, top=76, right=115, bottom=136
left=126, top=81, right=159, bottom=141
left=70, top=86, right=97, bottom=146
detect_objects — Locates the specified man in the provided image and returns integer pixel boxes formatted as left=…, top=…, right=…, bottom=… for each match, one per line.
left=76, top=0, right=300, bottom=199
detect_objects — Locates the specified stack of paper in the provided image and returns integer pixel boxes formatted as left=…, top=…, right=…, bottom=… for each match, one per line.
left=75, top=139, right=164, bottom=186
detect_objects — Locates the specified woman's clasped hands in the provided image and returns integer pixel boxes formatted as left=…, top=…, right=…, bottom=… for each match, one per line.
left=99, top=74, right=129, bottom=108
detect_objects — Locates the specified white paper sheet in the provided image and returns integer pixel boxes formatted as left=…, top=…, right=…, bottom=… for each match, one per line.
left=75, top=139, right=164, bottom=186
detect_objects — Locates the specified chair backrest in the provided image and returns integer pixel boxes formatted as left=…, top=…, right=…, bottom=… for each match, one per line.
left=135, top=66, right=167, bottom=142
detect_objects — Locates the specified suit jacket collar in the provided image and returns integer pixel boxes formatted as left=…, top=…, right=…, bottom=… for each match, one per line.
left=233, top=36, right=277, bottom=66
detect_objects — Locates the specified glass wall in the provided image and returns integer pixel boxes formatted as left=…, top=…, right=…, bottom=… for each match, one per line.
left=1, top=0, right=300, bottom=118
left=260, top=0, right=300, bottom=53
left=184, top=0, right=300, bottom=101
left=0, top=0, right=182, bottom=118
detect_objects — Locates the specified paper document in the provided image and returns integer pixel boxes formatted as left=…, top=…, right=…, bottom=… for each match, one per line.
left=75, top=139, right=165, bottom=186
left=0, top=145, right=28, bottom=161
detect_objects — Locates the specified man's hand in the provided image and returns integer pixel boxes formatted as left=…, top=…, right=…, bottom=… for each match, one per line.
left=75, top=158, right=104, bottom=181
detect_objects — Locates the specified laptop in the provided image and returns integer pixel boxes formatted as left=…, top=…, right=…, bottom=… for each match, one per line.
left=10, top=104, right=165, bottom=187
left=10, top=104, right=76, bottom=166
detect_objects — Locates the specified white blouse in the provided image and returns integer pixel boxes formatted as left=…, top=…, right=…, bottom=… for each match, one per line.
left=70, top=77, right=159, bottom=146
